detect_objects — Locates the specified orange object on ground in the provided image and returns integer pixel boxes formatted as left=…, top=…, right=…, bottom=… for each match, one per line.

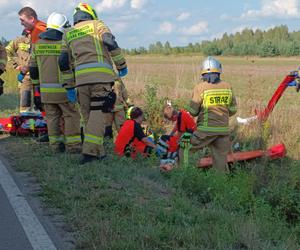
left=199, top=144, right=287, bottom=168
left=30, top=20, right=47, bottom=44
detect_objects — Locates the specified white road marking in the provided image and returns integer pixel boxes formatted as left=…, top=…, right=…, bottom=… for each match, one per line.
left=0, top=159, right=57, bottom=250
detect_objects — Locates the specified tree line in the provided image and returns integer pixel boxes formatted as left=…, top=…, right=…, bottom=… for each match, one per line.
left=124, top=25, right=300, bottom=57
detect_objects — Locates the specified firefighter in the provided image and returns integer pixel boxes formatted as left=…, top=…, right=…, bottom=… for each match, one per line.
left=115, top=107, right=157, bottom=158
left=6, top=30, right=32, bottom=112
left=159, top=102, right=196, bottom=167
left=188, top=57, right=237, bottom=172
left=18, top=6, right=47, bottom=111
left=0, top=43, right=7, bottom=96
left=59, top=3, right=128, bottom=164
left=29, top=12, right=81, bottom=154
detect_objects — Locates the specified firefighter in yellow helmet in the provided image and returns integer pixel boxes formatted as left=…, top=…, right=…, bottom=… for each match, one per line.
left=6, top=30, right=32, bottom=112
left=0, top=42, right=7, bottom=96
left=59, top=3, right=127, bottom=164
left=29, top=12, right=81, bottom=153
left=189, top=57, right=237, bottom=172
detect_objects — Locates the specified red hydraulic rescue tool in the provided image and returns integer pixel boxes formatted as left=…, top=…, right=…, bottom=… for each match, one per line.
left=237, top=70, right=300, bottom=125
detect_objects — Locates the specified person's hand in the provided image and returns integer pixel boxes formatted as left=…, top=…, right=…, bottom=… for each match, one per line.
left=118, top=67, right=128, bottom=77
left=17, top=73, right=25, bottom=82
left=20, top=66, right=29, bottom=74
left=67, top=88, right=77, bottom=103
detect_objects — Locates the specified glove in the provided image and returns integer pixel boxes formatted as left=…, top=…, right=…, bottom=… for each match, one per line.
left=288, top=81, right=297, bottom=87
left=118, top=68, right=128, bottom=77
left=180, top=132, right=192, bottom=149
left=67, top=88, right=77, bottom=103
left=17, top=73, right=25, bottom=82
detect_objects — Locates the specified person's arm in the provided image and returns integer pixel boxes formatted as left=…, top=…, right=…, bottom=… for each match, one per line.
left=5, top=40, right=19, bottom=69
left=135, top=123, right=156, bottom=149
left=58, top=31, right=75, bottom=89
left=142, top=137, right=157, bottom=149
left=99, top=22, right=127, bottom=73
left=189, top=84, right=203, bottom=117
left=28, top=44, right=40, bottom=85
left=170, top=125, right=178, bottom=136
left=229, top=89, right=237, bottom=117
left=0, top=43, right=7, bottom=75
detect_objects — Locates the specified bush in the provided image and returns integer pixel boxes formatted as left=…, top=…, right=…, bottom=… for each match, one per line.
left=143, top=83, right=167, bottom=136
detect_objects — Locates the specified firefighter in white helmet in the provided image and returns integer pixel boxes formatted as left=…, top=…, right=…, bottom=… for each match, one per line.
left=29, top=12, right=81, bottom=153
left=188, top=57, right=237, bottom=172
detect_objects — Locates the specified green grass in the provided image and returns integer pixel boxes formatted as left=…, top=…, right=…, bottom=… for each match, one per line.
left=1, top=138, right=299, bottom=249
left=1, top=56, right=300, bottom=249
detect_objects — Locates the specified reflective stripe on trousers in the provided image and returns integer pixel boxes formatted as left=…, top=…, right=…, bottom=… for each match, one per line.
left=84, top=133, right=103, bottom=145
left=65, top=135, right=81, bottom=145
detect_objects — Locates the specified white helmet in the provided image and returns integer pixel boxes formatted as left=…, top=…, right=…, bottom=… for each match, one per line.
left=201, top=56, right=222, bottom=75
left=47, top=12, right=69, bottom=33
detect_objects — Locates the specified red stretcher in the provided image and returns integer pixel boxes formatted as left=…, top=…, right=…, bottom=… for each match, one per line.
left=199, top=144, right=286, bottom=168
left=0, top=112, right=47, bottom=136
left=160, top=144, right=286, bottom=172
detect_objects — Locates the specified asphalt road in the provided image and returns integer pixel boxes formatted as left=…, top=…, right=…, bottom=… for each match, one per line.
left=0, top=183, right=33, bottom=250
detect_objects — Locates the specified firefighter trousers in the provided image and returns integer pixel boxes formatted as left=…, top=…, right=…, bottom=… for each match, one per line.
left=19, top=75, right=32, bottom=112
left=78, top=83, right=113, bottom=157
left=44, top=103, right=81, bottom=153
left=190, top=131, right=231, bottom=172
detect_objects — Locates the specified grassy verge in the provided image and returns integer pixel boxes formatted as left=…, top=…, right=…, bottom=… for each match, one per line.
left=1, top=137, right=299, bottom=249
left=1, top=56, right=300, bottom=249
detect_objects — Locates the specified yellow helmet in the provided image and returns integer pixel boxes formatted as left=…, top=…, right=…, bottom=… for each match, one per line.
left=126, top=106, right=135, bottom=120
left=74, top=3, right=98, bottom=23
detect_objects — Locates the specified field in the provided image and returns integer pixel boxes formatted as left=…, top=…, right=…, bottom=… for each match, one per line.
left=0, top=55, right=300, bottom=249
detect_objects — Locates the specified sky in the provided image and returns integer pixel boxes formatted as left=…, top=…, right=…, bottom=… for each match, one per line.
left=1, top=0, right=300, bottom=49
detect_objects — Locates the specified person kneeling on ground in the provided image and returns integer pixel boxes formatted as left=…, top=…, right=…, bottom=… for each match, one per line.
left=115, top=107, right=157, bottom=158
left=159, top=102, right=196, bottom=168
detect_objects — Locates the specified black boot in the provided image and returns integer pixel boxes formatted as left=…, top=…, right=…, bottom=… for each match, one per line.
left=79, top=154, right=99, bottom=165
left=35, top=134, right=49, bottom=143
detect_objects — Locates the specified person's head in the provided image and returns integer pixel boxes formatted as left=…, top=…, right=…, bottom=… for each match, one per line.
left=163, top=102, right=178, bottom=121
left=46, top=12, right=70, bottom=33
left=73, top=3, right=98, bottom=25
left=18, top=7, right=38, bottom=31
left=130, top=107, right=144, bottom=124
left=201, top=56, right=222, bottom=84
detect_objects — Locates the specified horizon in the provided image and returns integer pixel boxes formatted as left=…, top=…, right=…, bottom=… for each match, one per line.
left=1, top=0, right=300, bottom=49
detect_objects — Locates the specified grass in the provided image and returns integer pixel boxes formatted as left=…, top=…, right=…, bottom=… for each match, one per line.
left=0, top=55, right=300, bottom=249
